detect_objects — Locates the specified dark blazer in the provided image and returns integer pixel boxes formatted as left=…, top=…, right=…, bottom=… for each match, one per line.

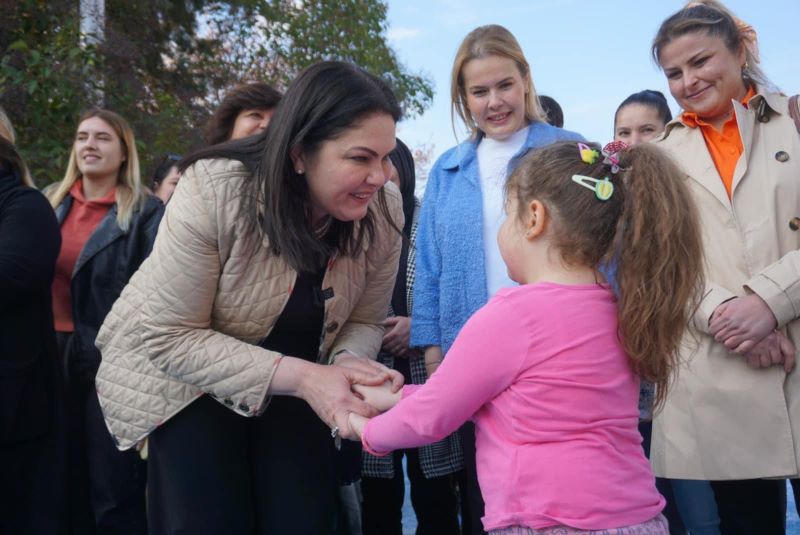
left=55, top=191, right=163, bottom=379
left=0, top=167, right=61, bottom=444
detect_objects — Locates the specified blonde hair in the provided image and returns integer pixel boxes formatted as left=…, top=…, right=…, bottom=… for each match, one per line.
left=652, top=0, right=773, bottom=91
left=0, top=106, right=34, bottom=188
left=450, top=24, right=546, bottom=139
left=47, top=109, right=145, bottom=231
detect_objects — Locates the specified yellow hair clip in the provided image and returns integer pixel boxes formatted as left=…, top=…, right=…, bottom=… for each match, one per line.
left=571, top=174, right=614, bottom=201
left=577, top=142, right=600, bottom=165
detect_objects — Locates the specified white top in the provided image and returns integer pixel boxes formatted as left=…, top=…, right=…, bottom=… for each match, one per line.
left=477, top=126, right=528, bottom=297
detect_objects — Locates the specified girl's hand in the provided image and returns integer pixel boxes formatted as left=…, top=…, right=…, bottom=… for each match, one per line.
left=333, top=352, right=404, bottom=391
left=352, top=381, right=402, bottom=412
left=381, top=316, right=412, bottom=357
left=742, top=331, right=796, bottom=373
left=294, top=361, right=379, bottom=440
left=709, top=294, right=777, bottom=353
left=348, top=412, right=368, bottom=439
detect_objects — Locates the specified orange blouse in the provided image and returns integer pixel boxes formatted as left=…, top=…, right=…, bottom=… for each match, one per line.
left=680, top=87, right=756, bottom=199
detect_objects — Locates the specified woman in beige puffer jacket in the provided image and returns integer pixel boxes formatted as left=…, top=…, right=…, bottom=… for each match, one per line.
left=95, top=61, right=405, bottom=534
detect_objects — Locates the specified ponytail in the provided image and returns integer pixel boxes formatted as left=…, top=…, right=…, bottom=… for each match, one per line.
left=507, top=141, right=704, bottom=411
left=613, top=144, right=704, bottom=410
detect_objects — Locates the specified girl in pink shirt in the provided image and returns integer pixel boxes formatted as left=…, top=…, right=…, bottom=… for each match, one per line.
left=349, top=141, right=705, bottom=534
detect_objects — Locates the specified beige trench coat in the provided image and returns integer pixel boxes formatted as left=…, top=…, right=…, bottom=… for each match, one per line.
left=651, top=91, right=800, bottom=479
left=94, top=158, right=403, bottom=450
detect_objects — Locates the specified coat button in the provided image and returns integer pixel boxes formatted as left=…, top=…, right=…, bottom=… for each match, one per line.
left=238, top=403, right=250, bottom=413
left=790, top=217, right=800, bottom=231
left=776, top=151, right=790, bottom=163
left=759, top=114, right=770, bottom=123
left=223, top=398, right=233, bottom=406
left=326, top=321, right=339, bottom=333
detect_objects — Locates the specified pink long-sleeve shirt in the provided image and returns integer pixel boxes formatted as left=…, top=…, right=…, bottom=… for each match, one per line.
left=363, top=283, right=665, bottom=531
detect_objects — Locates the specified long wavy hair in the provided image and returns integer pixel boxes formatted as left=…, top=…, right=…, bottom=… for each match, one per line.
left=47, top=109, right=145, bottom=232
left=182, top=61, right=402, bottom=273
left=506, top=141, right=705, bottom=410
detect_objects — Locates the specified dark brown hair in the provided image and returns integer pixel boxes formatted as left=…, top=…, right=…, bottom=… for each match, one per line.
left=505, top=141, right=705, bottom=410
left=182, top=61, right=402, bottom=273
left=0, top=136, right=29, bottom=184
left=205, top=82, right=282, bottom=145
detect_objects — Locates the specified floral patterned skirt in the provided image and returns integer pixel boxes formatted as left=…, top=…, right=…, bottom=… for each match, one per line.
left=489, top=514, right=669, bottom=535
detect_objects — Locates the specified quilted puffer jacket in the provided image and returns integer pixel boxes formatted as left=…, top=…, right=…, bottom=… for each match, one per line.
left=95, top=158, right=403, bottom=450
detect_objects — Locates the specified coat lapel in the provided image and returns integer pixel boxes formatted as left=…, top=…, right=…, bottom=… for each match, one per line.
left=73, top=205, right=125, bottom=277
left=730, top=99, right=754, bottom=198
left=663, top=122, right=731, bottom=209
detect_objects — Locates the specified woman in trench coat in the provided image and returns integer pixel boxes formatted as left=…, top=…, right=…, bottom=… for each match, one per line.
left=650, top=2, right=800, bottom=533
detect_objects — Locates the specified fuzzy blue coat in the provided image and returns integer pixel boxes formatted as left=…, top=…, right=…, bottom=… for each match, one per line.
left=410, top=122, right=584, bottom=354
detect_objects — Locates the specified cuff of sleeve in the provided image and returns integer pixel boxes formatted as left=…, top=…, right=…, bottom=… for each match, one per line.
left=409, top=319, right=441, bottom=348
left=745, top=274, right=797, bottom=327
left=361, top=420, right=391, bottom=457
left=238, top=354, right=282, bottom=417
left=402, top=384, right=422, bottom=398
left=694, top=286, right=737, bottom=334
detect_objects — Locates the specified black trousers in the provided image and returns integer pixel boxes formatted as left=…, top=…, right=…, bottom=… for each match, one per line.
left=710, top=479, right=785, bottom=535
left=361, top=448, right=460, bottom=535
left=147, top=394, right=338, bottom=535
left=0, top=424, right=66, bottom=535
left=458, top=422, right=487, bottom=535
left=59, top=332, right=147, bottom=535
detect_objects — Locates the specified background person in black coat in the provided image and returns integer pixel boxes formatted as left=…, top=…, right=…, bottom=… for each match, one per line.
left=46, top=109, right=163, bottom=534
left=0, top=136, right=64, bottom=533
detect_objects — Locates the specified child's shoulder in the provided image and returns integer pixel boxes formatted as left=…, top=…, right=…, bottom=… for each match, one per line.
left=492, top=283, right=615, bottom=315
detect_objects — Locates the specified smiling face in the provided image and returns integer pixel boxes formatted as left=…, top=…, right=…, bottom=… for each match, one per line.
left=230, top=107, right=274, bottom=140
left=659, top=31, right=747, bottom=129
left=74, top=116, right=125, bottom=183
left=462, top=55, right=528, bottom=141
left=296, top=112, right=396, bottom=225
left=614, top=103, right=667, bottom=146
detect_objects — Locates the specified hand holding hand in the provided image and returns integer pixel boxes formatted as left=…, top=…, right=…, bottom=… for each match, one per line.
left=741, top=330, right=796, bottom=373
left=709, top=294, right=777, bottom=353
left=382, top=316, right=412, bottom=357
left=348, top=412, right=368, bottom=440
left=334, top=352, right=404, bottom=391
left=352, top=380, right=402, bottom=412
left=296, top=363, right=379, bottom=441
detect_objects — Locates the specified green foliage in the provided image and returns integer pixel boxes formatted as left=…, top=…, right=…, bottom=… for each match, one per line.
left=0, top=0, right=433, bottom=186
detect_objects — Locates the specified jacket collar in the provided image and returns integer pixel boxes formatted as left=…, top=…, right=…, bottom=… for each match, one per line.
left=659, top=88, right=783, bottom=208
left=57, top=194, right=127, bottom=277
left=661, top=86, right=782, bottom=140
left=438, top=123, right=552, bottom=190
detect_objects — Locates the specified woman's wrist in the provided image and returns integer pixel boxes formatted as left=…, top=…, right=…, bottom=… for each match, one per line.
left=268, top=355, right=318, bottom=398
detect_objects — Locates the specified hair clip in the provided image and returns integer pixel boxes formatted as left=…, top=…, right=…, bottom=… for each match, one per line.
left=572, top=174, right=614, bottom=201
left=601, top=140, right=628, bottom=174
left=578, top=143, right=600, bottom=165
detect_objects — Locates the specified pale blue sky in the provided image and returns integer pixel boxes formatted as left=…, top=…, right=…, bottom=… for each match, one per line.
left=386, top=0, right=800, bottom=163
